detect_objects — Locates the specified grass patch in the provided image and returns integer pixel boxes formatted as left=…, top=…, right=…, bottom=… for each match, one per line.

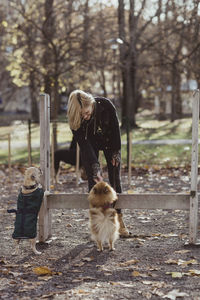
left=0, top=115, right=196, bottom=167
left=121, top=144, right=192, bottom=167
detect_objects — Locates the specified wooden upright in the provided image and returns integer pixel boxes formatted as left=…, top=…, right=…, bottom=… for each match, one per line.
left=189, top=90, right=199, bottom=244
left=39, top=93, right=51, bottom=242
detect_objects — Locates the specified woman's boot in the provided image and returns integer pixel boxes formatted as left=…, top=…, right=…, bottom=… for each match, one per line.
left=118, top=213, right=130, bottom=237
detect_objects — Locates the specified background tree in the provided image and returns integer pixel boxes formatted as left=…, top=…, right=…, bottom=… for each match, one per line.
left=1, top=0, right=200, bottom=139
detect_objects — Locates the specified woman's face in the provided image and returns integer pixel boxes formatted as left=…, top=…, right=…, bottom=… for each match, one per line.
left=81, top=104, right=94, bottom=121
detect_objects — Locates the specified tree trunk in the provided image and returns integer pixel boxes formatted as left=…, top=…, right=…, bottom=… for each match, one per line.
left=29, top=70, right=39, bottom=122
left=171, top=63, right=182, bottom=122
left=26, top=24, right=39, bottom=122
left=42, top=0, right=54, bottom=110
left=118, top=0, right=127, bottom=129
left=129, top=0, right=137, bottom=127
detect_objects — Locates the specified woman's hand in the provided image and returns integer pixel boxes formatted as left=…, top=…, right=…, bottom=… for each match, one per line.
left=92, top=163, right=103, bottom=183
left=111, top=151, right=121, bottom=167
left=94, top=171, right=103, bottom=183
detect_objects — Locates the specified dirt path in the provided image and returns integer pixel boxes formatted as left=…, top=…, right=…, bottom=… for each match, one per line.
left=0, top=165, right=200, bottom=299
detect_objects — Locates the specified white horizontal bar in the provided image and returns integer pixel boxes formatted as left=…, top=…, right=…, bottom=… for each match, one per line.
left=47, top=193, right=190, bottom=210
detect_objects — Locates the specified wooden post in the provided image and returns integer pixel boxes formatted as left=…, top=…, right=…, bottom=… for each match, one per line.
left=27, top=133, right=31, bottom=167
left=51, top=123, right=55, bottom=184
left=39, top=93, right=51, bottom=242
left=128, top=131, right=132, bottom=186
left=189, top=90, right=199, bottom=244
left=8, top=133, right=11, bottom=176
left=27, top=119, right=32, bottom=166
left=76, top=143, right=80, bottom=186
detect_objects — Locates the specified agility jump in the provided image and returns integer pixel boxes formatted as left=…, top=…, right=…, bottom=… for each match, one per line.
left=39, top=91, right=200, bottom=245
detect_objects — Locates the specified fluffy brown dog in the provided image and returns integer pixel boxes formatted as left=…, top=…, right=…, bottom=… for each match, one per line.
left=88, top=181, right=119, bottom=251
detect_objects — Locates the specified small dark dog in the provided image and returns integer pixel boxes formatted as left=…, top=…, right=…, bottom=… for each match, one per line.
left=54, top=138, right=86, bottom=183
left=8, top=167, right=44, bottom=255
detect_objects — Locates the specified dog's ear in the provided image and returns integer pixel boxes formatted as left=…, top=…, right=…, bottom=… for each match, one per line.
left=93, top=187, right=97, bottom=194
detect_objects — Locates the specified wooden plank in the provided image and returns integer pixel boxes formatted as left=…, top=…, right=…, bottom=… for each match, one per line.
left=39, top=95, right=46, bottom=242
left=128, top=131, right=132, bottom=187
left=27, top=133, right=31, bottom=167
left=46, top=94, right=51, bottom=191
left=27, top=120, right=32, bottom=166
left=47, top=193, right=190, bottom=210
left=51, top=127, right=55, bottom=184
left=46, top=95, right=52, bottom=237
left=189, top=90, right=199, bottom=244
left=8, top=133, right=11, bottom=176
left=39, top=94, right=51, bottom=242
left=75, top=143, right=80, bottom=186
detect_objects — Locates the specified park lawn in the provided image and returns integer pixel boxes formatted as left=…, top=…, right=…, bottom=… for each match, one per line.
left=0, top=114, right=195, bottom=167
left=133, top=115, right=192, bottom=141
left=121, top=144, right=191, bottom=167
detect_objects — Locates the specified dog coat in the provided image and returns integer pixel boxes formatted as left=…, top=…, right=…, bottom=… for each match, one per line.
left=8, top=187, right=44, bottom=239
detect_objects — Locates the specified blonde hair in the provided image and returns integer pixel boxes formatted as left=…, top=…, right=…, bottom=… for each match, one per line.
left=67, top=90, right=95, bottom=130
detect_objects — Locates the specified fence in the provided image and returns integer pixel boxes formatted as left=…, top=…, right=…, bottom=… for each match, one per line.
left=39, top=91, right=200, bottom=245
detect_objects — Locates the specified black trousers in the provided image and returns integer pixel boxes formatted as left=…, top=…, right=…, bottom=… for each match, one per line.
left=83, top=148, right=122, bottom=214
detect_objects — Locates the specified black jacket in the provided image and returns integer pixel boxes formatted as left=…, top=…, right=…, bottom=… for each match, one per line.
left=11, top=187, right=44, bottom=239
left=72, top=97, right=121, bottom=166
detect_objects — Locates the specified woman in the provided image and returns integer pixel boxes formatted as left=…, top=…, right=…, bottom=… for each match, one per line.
left=67, top=89, right=129, bottom=237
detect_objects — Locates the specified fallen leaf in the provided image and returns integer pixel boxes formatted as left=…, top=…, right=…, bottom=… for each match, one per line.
left=188, top=269, right=200, bottom=276
left=163, top=289, right=189, bottom=299
left=104, top=271, right=113, bottom=276
left=161, top=233, right=178, bottom=238
left=165, top=259, right=198, bottom=267
left=82, top=257, right=94, bottom=262
left=38, top=276, right=52, bottom=281
left=110, top=281, right=120, bottom=286
left=0, top=259, right=6, bottom=265
left=9, top=271, right=22, bottom=277
left=3, top=264, right=19, bottom=268
left=32, top=266, right=61, bottom=276
left=119, top=259, right=138, bottom=267
left=33, top=266, right=53, bottom=276
left=9, top=280, right=18, bottom=285
left=151, top=233, right=161, bottom=237
left=178, top=259, right=198, bottom=267
left=77, top=289, right=90, bottom=295
left=142, top=281, right=168, bottom=288
left=132, top=270, right=140, bottom=277
left=144, top=291, right=152, bottom=299
left=110, top=282, right=134, bottom=287
left=23, top=263, right=32, bottom=268
left=174, top=250, right=190, bottom=254
left=74, top=262, right=85, bottom=267
left=41, top=291, right=66, bottom=298
left=152, top=288, right=164, bottom=297
left=166, top=272, right=184, bottom=278
left=165, top=259, right=178, bottom=265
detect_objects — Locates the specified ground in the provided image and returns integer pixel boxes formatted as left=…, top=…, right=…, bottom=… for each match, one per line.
left=1, top=165, right=200, bottom=300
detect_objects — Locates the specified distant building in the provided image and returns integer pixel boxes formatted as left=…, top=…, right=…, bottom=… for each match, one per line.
left=154, top=79, right=198, bottom=116
left=0, top=86, right=31, bottom=124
